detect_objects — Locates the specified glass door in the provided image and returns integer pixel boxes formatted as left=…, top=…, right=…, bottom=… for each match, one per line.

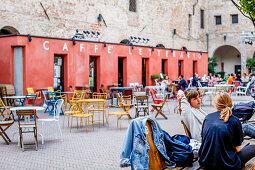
left=54, top=55, right=64, bottom=91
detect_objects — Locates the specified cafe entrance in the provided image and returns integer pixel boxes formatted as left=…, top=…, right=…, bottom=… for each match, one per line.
left=89, top=56, right=98, bottom=92
left=54, top=55, right=65, bottom=91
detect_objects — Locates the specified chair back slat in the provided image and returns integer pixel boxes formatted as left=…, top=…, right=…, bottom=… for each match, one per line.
left=53, top=99, right=64, bottom=120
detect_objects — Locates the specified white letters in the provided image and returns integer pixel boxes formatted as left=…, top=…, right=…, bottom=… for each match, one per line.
left=166, top=51, right=168, bottom=57
left=129, top=47, right=132, bottom=55
left=108, top=46, right=112, bottom=54
left=80, top=44, right=84, bottom=52
left=94, top=45, right=98, bottom=53
left=148, top=49, right=151, bottom=56
left=158, top=50, right=160, bottom=56
left=63, top=43, right=68, bottom=51
left=180, top=52, right=183, bottom=58
left=43, top=41, right=49, bottom=50
left=139, top=48, right=142, bottom=55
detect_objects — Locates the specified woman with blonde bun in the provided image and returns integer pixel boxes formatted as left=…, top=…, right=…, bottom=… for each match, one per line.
left=198, top=92, right=255, bottom=169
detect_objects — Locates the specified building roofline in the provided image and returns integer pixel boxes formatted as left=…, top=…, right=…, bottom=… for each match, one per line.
left=0, top=34, right=207, bottom=53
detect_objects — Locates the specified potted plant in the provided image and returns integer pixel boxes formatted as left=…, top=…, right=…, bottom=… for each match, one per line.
left=151, top=74, right=160, bottom=85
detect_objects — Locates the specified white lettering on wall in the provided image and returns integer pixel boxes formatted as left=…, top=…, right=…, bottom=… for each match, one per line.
left=198, top=53, right=202, bottom=59
left=139, top=48, right=142, bottom=56
left=80, top=44, right=84, bottom=52
left=158, top=50, right=160, bottom=56
left=63, top=43, right=68, bottom=51
left=94, top=45, right=98, bottom=53
left=43, top=41, right=49, bottom=50
left=187, top=52, right=190, bottom=58
left=173, top=51, right=176, bottom=57
left=166, top=51, right=168, bottom=57
left=193, top=53, right=195, bottom=59
left=148, top=49, right=151, bottom=56
left=108, top=46, right=112, bottom=54
left=129, top=47, right=132, bottom=55
left=180, top=52, right=183, bottom=58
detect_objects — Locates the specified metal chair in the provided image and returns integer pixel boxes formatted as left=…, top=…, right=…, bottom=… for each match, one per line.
left=38, top=99, right=64, bottom=143
left=17, top=109, right=38, bottom=151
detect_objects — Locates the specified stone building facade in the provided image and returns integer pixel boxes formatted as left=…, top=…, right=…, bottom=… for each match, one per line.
left=0, top=0, right=254, bottom=75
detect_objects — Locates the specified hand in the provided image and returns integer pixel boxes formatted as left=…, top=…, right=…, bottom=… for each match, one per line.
left=177, top=94, right=184, bottom=102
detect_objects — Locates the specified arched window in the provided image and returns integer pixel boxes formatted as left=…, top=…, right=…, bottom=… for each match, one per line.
left=181, top=47, right=187, bottom=51
left=156, top=44, right=165, bottom=48
left=0, top=26, right=20, bottom=35
left=120, top=39, right=130, bottom=44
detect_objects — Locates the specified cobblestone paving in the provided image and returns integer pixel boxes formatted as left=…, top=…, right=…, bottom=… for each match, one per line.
left=0, top=96, right=255, bottom=170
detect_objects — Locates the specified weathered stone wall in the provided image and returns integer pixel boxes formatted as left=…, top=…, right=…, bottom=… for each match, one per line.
left=0, top=0, right=254, bottom=60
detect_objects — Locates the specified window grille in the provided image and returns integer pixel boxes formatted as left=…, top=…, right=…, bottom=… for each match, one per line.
left=215, top=16, right=221, bottom=25
left=232, top=14, right=238, bottom=24
left=200, top=9, right=204, bottom=29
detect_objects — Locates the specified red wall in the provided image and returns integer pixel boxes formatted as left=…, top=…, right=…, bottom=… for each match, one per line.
left=0, top=35, right=208, bottom=94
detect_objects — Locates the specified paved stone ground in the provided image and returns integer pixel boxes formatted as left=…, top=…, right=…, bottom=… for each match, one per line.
left=1, top=95, right=255, bottom=170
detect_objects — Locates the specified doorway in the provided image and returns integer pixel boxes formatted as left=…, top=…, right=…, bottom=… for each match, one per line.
left=178, top=60, right=184, bottom=76
left=235, top=65, right=241, bottom=75
left=118, top=58, right=124, bottom=87
left=142, top=58, right=149, bottom=87
left=89, top=56, right=98, bottom=92
left=13, top=47, right=23, bottom=95
left=54, top=55, right=65, bottom=91
left=193, top=61, right=197, bottom=75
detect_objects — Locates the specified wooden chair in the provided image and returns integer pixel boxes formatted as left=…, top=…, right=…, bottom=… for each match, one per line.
left=0, top=98, right=14, bottom=145
left=179, top=101, right=192, bottom=138
left=151, top=95, right=168, bottom=119
left=27, top=88, right=41, bottom=104
left=117, top=94, right=133, bottom=119
left=92, top=92, right=107, bottom=100
left=17, top=109, right=38, bottom=151
left=146, top=121, right=167, bottom=169
left=134, top=95, right=149, bottom=118
left=88, top=99, right=106, bottom=128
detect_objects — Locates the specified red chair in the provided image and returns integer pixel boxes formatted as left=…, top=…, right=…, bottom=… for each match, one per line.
left=150, top=89, right=164, bottom=104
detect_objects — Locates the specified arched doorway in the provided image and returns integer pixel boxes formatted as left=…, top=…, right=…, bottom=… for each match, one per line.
left=156, top=44, right=165, bottom=48
left=0, top=26, right=20, bottom=35
left=212, top=45, right=241, bottom=75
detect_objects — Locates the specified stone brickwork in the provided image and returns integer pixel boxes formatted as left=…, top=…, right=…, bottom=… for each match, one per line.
left=0, top=0, right=254, bottom=63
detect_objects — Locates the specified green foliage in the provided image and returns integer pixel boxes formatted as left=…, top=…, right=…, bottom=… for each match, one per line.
left=246, top=58, right=255, bottom=70
left=208, top=56, right=218, bottom=74
left=231, top=0, right=255, bottom=27
left=151, top=74, right=160, bottom=79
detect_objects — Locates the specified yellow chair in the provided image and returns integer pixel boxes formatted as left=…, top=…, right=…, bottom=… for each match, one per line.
left=70, top=100, right=93, bottom=133
left=27, top=88, right=41, bottom=100
left=107, top=94, right=131, bottom=130
left=88, top=93, right=107, bottom=128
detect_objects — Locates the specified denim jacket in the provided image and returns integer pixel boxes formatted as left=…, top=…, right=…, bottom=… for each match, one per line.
left=120, top=116, right=171, bottom=170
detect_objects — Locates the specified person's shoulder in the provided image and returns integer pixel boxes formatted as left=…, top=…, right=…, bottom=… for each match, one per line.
left=205, top=111, right=220, bottom=119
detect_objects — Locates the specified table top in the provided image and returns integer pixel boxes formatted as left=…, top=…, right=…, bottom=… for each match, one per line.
left=110, top=87, right=133, bottom=90
left=56, top=91, right=75, bottom=94
left=35, top=88, right=48, bottom=90
left=76, top=85, right=90, bottom=88
left=214, top=84, right=234, bottom=87
left=10, top=106, right=45, bottom=111
left=2, top=96, right=26, bottom=99
left=79, top=99, right=106, bottom=103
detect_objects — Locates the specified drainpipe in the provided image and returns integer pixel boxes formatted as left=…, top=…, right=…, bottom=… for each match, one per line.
left=206, top=33, right=209, bottom=52
left=193, top=0, right=199, bottom=15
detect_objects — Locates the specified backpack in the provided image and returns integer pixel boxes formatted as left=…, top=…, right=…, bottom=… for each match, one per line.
left=163, top=131, right=194, bottom=167
left=232, top=101, right=255, bottom=122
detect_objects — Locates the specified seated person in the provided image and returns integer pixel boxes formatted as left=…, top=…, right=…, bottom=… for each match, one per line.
left=161, top=75, right=171, bottom=92
left=235, top=74, right=241, bottom=82
left=177, top=89, right=207, bottom=141
left=178, top=75, right=188, bottom=90
left=192, top=73, right=200, bottom=87
left=198, top=93, right=255, bottom=169
left=178, top=89, right=255, bottom=142
left=227, top=73, right=236, bottom=84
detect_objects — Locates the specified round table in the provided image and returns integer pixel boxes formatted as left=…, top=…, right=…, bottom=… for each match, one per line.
left=10, top=106, right=45, bottom=111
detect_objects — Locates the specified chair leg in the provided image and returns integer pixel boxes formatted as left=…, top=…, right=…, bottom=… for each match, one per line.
left=62, top=114, right=65, bottom=127
left=57, top=122, right=63, bottom=140
left=70, top=116, right=73, bottom=132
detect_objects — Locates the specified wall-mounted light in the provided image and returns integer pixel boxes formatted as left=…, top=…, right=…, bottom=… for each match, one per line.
left=200, top=52, right=203, bottom=55
left=171, top=49, right=173, bottom=53
left=185, top=50, right=187, bottom=54
left=223, top=34, right=227, bottom=41
left=173, top=29, right=176, bottom=35
left=28, top=34, right=32, bottom=42
left=72, top=37, right=76, bottom=45
left=132, top=44, right=134, bottom=50
left=103, top=42, right=107, bottom=47
left=98, top=14, right=102, bottom=22
left=152, top=47, right=154, bottom=51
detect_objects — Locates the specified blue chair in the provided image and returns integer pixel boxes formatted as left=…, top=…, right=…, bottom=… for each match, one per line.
left=42, top=91, right=52, bottom=114
left=23, top=94, right=38, bottom=106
